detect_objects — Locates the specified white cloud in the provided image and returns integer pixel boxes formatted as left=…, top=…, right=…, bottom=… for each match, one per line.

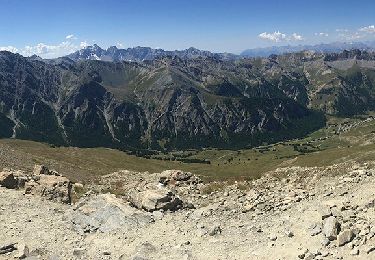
left=21, top=41, right=80, bottom=59
left=337, top=30, right=365, bottom=41
left=351, top=33, right=363, bottom=39
left=359, top=25, right=375, bottom=33
left=65, top=34, right=76, bottom=40
left=315, top=32, right=329, bottom=37
left=116, top=42, right=124, bottom=48
left=0, top=37, right=100, bottom=59
left=80, top=41, right=89, bottom=48
left=335, top=25, right=375, bottom=41
left=258, top=31, right=304, bottom=42
left=0, top=46, right=19, bottom=53
left=291, top=33, right=304, bottom=41
left=258, top=31, right=286, bottom=42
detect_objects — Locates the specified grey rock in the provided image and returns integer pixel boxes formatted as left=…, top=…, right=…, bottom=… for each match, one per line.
left=67, top=194, right=151, bottom=234
left=350, top=248, right=359, bottom=255
left=197, top=224, right=208, bottom=237
left=309, top=222, right=322, bottom=236
left=168, top=170, right=193, bottom=181
left=24, top=174, right=72, bottom=204
left=72, top=248, right=85, bottom=257
left=337, top=229, right=354, bottom=246
left=209, top=225, right=222, bottom=236
left=321, top=237, right=330, bottom=246
left=268, top=234, right=277, bottom=241
left=323, top=216, right=340, bottom=240
left=331, top=207, right=342, bottom=218
left=320, top=207, right=332, bottom=220
left=128, top=188, right=183, bottom=212
left=159, top=170, right=197, bottom=186
left=152, top=210, right=164, bottom=220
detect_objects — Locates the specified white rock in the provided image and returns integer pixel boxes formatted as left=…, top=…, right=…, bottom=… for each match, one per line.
left=209, top=225, right=222, bottom=236
left=323, top=216, right=340, bottom=240
left=350, top=248, right=359, bottom=255
left=14, top=243, right=29, bottom=259
left=268, top=234, right=277, bottom=241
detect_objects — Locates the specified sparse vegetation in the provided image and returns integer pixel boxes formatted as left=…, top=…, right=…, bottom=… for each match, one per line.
left=0, top=114, right=373, bottom=184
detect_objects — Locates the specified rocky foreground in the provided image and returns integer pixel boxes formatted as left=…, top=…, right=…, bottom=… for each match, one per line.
left=0, top=161, right=374, bottom=260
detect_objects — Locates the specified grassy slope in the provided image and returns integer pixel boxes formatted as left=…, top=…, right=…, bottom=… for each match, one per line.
left=0, top=113, right=374, bottom=183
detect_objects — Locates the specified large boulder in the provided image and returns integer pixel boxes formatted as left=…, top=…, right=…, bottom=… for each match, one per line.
left=159, top=170, right=201, bottom=186
left=0, top=165, right=73, bottom=204
left=128, top=187, right=183, bottom=212
left=322, top=216, right=341, bottom=240
left=0, top=171, right=18, bottom=189
left=169, top=170, right=193, bottom=181
left=0, top=169, right=29, bottom=189
left=66, top=193, right=152, bottom=234
left=25, top=175, right=72, bottom=204
left=33, top=164, right=60, bottom=176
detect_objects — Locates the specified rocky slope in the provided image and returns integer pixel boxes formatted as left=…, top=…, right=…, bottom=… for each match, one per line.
left=0, top=161, right=374, bottom=259
left=0, top=49, right=375, bottom=150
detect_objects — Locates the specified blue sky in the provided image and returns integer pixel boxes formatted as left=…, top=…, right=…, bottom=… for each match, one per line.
left=0, top=0, right=375, bottom=57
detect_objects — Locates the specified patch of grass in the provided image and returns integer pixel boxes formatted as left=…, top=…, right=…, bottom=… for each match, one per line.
left=200, top=182, right=226, bottom=194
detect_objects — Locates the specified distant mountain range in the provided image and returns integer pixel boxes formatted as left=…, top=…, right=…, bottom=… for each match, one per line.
left=1, top=48, right=375, bottom=151
left=65, top=41, right=375, bottom=62
left=67, top=44, right=238, bottom=62
left=241, top=41, right=375, bottom=57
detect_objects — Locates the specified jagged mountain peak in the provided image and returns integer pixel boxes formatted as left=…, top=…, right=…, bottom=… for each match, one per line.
left=107, top=45, right=118, bottom=51
left=66, top=45, right=239, bottom=62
